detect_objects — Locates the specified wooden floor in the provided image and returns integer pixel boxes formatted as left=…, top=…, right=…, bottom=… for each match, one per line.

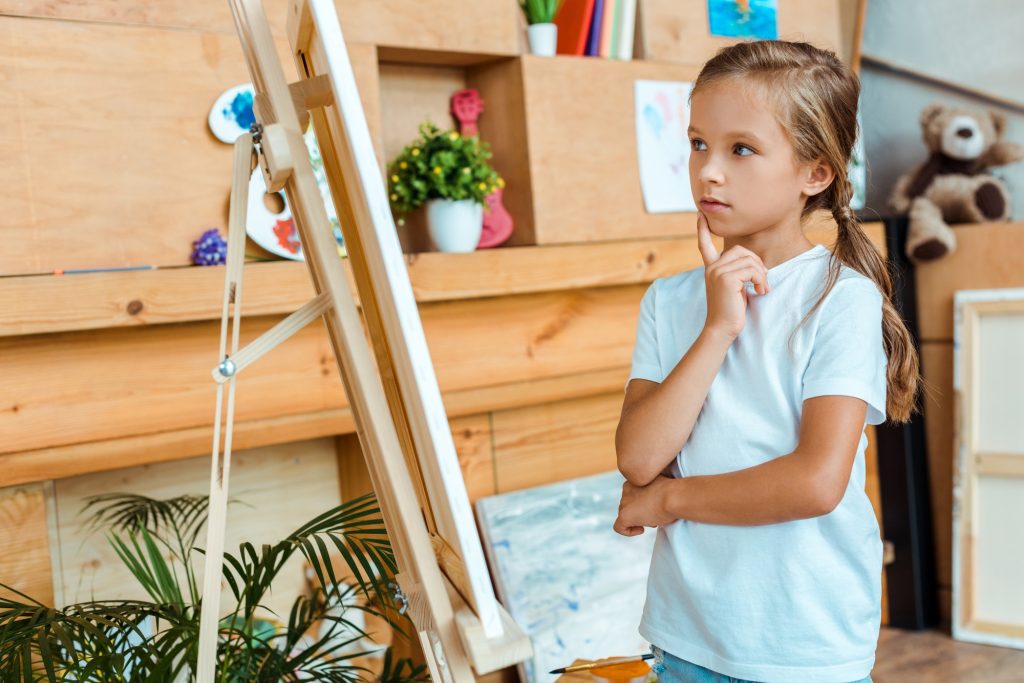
left=874, top=626, right=1024, bottom=682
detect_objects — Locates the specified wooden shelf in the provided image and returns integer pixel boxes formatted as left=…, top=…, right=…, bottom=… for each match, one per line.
left=1, top=237, right=694, bottom=337
left=3, top=220, right=881, bottom=338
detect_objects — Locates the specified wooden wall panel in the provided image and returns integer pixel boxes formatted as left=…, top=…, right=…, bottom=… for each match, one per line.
left=0, top=483, right=54, bottom=605
left=337, top=413, right=496, bottom=504
left=637, top=0, right=843, bottom=67
left=450, top=414, right=498, bottom=502
left=466, top=58, right=533, bottom=248
left=334, top=0, right=519, bottom=60
left=0, top=315, right=340, bottom=455
left=0, top=16, right=379, bottom=277
left=914, top=223, right=1024, bottom=342
left=912, top=224, right=1024, bottom=626
left=1, top=286, right=643, bottom=457
left=0, top=0, right=520, bottom=54
left=52, top=438, right=340, bottom=617
left=0, top=0, right=289, bottom=34
left=864, top=425, right=889, bottom=626
left=492, top=393, right=621, bottom=493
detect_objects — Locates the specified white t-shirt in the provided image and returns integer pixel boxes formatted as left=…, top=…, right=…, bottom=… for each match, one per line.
left=626, top=243, right=887, bottom=683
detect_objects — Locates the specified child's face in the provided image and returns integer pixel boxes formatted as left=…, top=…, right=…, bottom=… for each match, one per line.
left=687, top=79, right=826, bottom=239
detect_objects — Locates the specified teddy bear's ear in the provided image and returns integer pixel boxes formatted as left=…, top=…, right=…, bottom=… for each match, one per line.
left=989, top=110, right=1006, bottom=137
left=919, top=102, right=946, bottom=128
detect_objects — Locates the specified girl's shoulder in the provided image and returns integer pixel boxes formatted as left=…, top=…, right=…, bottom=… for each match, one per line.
left=653, top=265, right=705, bottom=299
left=818, top=260, right=884, bottom=315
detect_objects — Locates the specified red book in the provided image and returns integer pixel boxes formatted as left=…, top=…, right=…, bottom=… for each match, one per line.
left=554, top=0, right=596, bottom=56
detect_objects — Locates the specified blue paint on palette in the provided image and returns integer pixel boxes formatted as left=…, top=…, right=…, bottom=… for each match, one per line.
left=226, top=90, right=255, bottom=130
left=707, top=0, right=778, bottom=40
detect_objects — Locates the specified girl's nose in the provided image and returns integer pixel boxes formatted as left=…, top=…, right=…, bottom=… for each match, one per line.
left=698, top=160, right=724, bottom=185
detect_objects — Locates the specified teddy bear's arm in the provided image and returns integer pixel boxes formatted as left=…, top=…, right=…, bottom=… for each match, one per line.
left=888, top=166, right=920, bottom=213
left=978, top=141, right=1024, bottom=169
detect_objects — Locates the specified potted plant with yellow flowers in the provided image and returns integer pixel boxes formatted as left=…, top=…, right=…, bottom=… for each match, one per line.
left=387, top=120, right=504, bottom=253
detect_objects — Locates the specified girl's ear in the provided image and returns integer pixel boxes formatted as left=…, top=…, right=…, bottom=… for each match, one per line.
left=802, top=159, right=835, bottom=198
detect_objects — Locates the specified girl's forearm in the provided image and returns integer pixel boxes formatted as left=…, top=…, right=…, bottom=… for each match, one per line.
left=662, top=451, right=831, bottom=525
left=616, top=326, right=734, bottom=486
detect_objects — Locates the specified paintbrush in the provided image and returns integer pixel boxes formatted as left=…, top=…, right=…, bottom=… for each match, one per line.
left=549, top=653, right=655, bottom=674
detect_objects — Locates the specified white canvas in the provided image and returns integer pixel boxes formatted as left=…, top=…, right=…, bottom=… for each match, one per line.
left=476, top=470, right=656, bottom=682
left=951, top=287, right=1024, bottom=650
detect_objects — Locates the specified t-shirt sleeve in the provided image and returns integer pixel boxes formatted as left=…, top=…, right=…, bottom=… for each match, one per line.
left=801, top=278, right=888, bottom=425
left=625, top=279, right=663, bottom=392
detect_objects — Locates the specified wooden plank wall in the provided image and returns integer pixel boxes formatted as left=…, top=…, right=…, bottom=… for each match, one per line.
left=0, top=4, right=387, bottom=276
left=913, top=222, right=1024, bottom=627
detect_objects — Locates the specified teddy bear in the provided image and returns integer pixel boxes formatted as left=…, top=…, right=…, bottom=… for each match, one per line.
left=889, top=102, right=1024, bottom=263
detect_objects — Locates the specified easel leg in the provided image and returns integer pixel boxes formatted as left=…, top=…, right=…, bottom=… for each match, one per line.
left=195, top=133, right=256, bottom=683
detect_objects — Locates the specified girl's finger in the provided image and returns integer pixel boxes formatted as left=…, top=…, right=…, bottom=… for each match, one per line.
left=707, top=250, right=764, bottom=276
left=716, top=263, right=770, bottom=295
left=713, top=256, right=769, bottom=290
left=696, top=213, right=719, bottom=266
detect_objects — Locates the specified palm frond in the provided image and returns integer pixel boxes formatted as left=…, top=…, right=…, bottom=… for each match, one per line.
left=0, top=491, right=425, bottom=681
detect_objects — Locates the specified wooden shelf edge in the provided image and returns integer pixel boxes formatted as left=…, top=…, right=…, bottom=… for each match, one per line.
left=1, top=238, right=693, bottom=338
left=2, top=222, right=884, bottom=339
left=0, top=365, right=630, bottom=487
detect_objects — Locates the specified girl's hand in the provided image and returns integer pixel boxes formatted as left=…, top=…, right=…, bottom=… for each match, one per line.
left=697, top=212, right=770, bottom=340
left=613, top=475, right=678, bottom=536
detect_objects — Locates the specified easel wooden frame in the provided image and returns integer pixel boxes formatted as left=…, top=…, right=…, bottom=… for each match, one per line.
left=194, top=0, right=531, bottom=680
left=951, top=287, right=1024, bottom=649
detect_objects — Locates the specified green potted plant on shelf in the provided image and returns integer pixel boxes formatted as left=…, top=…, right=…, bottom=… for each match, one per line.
left=518, top=0, right=564, bottom=56
left=0, top=491, right=428, bottom=682
left=387, top=120, right=504, bottom=253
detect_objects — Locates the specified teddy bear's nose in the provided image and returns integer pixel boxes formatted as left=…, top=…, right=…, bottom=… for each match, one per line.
left=956, top=128, right=974, bottom=138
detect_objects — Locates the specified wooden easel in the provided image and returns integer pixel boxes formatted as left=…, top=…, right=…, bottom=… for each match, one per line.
left=195, top=0, right=532, bottom=680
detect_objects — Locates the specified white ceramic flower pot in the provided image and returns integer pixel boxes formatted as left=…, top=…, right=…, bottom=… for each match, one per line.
left=528, top=22, right=558, bottom=57
left=426, top=198, right=483, bottom=253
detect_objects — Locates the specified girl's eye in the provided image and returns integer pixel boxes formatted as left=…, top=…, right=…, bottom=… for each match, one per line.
left=734, top=144, right=755, bottom=157
left=690, top=138, right=707, bottom=152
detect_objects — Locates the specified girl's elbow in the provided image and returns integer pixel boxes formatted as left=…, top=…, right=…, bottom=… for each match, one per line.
left=615, top=440, right=656, bottom=486
left=619, top=463, right=658, bottom=488
left=807, top=475, right=846, bottom=517
left=615, top=423, right=661, bottom=486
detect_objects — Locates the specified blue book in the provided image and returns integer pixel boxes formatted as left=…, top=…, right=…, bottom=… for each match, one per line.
left=585, top=0, right=605, bottom=56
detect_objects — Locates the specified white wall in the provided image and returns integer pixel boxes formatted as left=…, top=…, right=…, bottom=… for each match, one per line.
left=859, top=0, right=1024, bottom=220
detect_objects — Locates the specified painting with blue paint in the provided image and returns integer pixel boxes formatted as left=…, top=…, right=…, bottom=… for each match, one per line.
left=635, top=80, right=696, bottom=213
left=475, top=470, right=656, bottom=683
left=707, top=0, right=778, bottom=40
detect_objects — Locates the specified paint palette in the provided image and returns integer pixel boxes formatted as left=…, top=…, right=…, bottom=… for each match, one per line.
left=209, top=83, right=257, bottom=143
left=211, top=84, right=345, bottom=260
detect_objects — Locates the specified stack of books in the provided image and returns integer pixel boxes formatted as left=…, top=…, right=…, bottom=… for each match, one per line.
left=554, top=0, right=638, bottom=59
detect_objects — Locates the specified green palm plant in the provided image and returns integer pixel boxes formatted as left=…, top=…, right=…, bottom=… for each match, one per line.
left=0, top=491, right=428, bottom=682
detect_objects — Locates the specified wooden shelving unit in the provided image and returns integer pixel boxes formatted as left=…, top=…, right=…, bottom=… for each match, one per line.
left=1, top=0, right=850, bottom=276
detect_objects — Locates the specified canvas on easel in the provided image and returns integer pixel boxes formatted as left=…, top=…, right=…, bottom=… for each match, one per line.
left=951, top=287, right=1024, bottom=649
left=194, top=0, right=531, bottom=680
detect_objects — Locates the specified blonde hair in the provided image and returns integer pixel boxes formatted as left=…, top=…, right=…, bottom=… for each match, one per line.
left=691, top=40, right=922, bottom=423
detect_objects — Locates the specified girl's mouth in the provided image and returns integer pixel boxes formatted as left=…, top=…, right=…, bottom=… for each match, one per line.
left=699, top=199, right=730, bottom=213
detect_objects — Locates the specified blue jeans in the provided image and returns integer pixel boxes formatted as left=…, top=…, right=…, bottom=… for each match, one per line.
left=650, top=644, right=873, bottom=683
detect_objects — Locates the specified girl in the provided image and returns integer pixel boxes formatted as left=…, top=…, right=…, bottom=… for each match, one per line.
left=613, top=40, right=922, bottom=683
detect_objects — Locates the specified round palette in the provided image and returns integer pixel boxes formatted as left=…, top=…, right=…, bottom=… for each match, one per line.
left=209, top=83, right=256, bottom=144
